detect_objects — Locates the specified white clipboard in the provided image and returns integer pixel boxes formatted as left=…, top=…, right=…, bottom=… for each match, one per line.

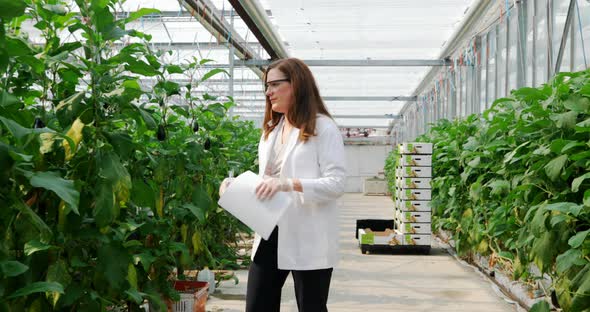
left=217, top=171, right=291, bottom=240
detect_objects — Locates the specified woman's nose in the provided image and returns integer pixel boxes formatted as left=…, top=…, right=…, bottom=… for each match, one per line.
left=265, top=88, right=272, bottom=97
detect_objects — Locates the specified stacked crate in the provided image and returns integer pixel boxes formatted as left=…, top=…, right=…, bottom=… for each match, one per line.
left=395, top=143, right=433, bottom=247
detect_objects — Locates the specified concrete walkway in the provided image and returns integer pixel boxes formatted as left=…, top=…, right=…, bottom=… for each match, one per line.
left=206, top=193, right=517, bottom=312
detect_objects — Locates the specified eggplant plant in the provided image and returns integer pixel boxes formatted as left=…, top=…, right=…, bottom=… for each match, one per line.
left=0, top=0, right=259, bottom=310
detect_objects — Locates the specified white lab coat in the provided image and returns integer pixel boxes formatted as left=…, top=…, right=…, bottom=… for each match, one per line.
left=251, top=114, right=346, bottom=270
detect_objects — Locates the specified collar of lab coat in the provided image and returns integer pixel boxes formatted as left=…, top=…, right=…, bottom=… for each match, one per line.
left=260, top=116, right=300, bottom=177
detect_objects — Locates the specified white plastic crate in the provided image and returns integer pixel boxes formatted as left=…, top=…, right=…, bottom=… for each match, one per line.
left=399, top=166, right=432, bottom=178
left=397, top=188, right=432, bottom=200
left=397, top=200, right=432, bottom=212
left=398, top=142, right=433, bottom=155
left=397, top=177, right=432, bottom=189
left=403, top=234, right=431, bottom=246
left=401, top=155, right=432, bottom=167
left=358, top=228, right=403, bottom=246
left=399, top=211, right=432, bottom=223
left=397, top=222, right=432, bottom=234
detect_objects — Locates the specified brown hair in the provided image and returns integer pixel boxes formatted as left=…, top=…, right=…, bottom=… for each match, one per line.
left=262, top=58, right=332, bottom=142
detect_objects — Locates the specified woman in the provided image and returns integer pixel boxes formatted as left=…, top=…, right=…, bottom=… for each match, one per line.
left=221, top=57, right=346, bottom=312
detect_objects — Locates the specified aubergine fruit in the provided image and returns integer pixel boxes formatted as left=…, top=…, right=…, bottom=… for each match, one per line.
left=156, top=125, right=166, bottom=141
left=33, top=117, right=45, bottom=128
left=204, top=138, right=211, bottom=150
left=192, top=121, right=199, bottom=132
left=158, top=98, right=164, bottom=107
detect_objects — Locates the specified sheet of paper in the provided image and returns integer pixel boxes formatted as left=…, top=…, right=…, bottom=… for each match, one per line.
left=217, top=171, right=291, bottom=240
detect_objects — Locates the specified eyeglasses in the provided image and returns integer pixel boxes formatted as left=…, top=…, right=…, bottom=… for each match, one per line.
left=264, top=78, right=290, bottom=92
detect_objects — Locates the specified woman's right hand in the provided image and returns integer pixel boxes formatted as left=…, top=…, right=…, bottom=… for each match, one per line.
left=219, top=178, right=235, bottom=196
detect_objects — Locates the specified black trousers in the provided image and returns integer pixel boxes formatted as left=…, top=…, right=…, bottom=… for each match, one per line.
left=246, top=227, right=333, bottom=312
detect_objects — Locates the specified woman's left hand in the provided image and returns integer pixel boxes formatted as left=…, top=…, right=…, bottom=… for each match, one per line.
left=255, top=177, right=293, bottom=200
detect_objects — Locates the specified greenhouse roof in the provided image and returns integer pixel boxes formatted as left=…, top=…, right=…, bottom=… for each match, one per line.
left=23, top=0, right=475, bottom=129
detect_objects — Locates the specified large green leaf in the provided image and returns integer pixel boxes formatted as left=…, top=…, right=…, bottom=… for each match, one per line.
left=563, top=95, right=590, bottom=112
left=0, top=116, right=36, bottom=140
left=26, top=171, right=80, bottom=214
left=136, top=105, right=157, bottom=130
left=55, top=91, right=85, bottom=126
left=14, top=200, right=52, bottom=242
left=125, top=59, right=160, bottom=77
left=97, top=244, right=129, bottom=291
left=556, top=249, right=586, bottom=274
left=206, top=103, right=226, bottom=118
left=545, top=202, right=583, bottom=217
left=572, top=172, right=590, bottom=193
left=0, top=91, right=19, bottom=107
left=0, top=260, right=28, bottom=278
left=46, top=259, right=71, bottom=306
left=133, top=253, right=155, bottom=272
left=105, top=132, right=135, bottom=160
left=155, top=80, right=180, bottom=96
left=570, top=268, right=590, bottom=311
left=486, top=179, right=510, bottom=196
left=201, top=68, right=228, bottom=82
left=192, top=184, right=212, bottom=216
left=544, top=154, right=568, bottom=181
left=576, top=117, right=590, bottom=133
left=125, top=289, right=145, bottom=304
left=8, top=282, right=64, bottom=299
left=124, top=8, right=161, bottom=23
left=529, top=301, right=550, bottom=312
left=130, top=178, right=155, bottom=208
left=552, top=111, right=579, bottom=128
left=0, top=0, right=26, bottom=20
left=166, top=65, right=183, bottom=74
left=531, top=231, right=555, bottom=273
left=183, top=203, right=205, bottom=222
left=569, top=229, right=590, bottom=249
left=94, top=182, right=116, bottom=228
left=98, top=151, right=132, bottom=204
left=24, top=240, right=54, bottom=256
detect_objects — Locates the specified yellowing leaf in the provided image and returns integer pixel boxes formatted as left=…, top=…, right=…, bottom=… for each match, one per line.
left=39, top=133, right=56, bottom=154
left=192, top=232, right=203, bottom=255
left=128, top=263, right=138, bottom=289
left=63, top=118, right=85, bottom=161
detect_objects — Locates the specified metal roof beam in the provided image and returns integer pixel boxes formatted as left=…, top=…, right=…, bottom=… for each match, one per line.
left=232, top=112, right=400, bottom=119
left=231, top=96, right=416, bottom=102
left=234, top=59, right=451, bottom=67
left=332, top=115, right=400, bottom=119
left=228, top=0, right=289, bottom=60
left=113, top=42, right=262, bottom=50
left=323, top=96, right=417, bottom=101
left=335, top=125, right=391, bottom=129
left=115, top=9, right=272, bottom=19
left=180, top=0, right=266, bottom=77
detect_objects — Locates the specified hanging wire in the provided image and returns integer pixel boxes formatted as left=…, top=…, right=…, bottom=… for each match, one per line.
left=505, top=0, right=511, bottom=18
left=512, top=0, right=527, bottom=87
left=575, top=0, right=588, bottom=68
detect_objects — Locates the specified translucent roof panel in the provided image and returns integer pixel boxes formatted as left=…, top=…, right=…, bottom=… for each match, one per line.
left=312, top=67, right=427, bottom=97
left=264, top=0, right=472, bottom=59
left=259, top=0, right=474, bottom=119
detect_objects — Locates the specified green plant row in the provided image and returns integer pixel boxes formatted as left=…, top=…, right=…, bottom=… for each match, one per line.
left=385, top=69, right=590, bottom=312
left=0, top=0, right=260, bottom=311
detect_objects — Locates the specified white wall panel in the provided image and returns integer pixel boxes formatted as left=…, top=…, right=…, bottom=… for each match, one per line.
left=344, top=145, right=392, bottom=192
